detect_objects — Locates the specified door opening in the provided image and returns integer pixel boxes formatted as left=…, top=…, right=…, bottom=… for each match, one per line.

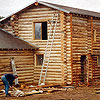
left=81, top=55, right=87, bottom=83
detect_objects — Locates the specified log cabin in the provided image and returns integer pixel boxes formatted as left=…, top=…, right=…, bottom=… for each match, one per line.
left=0, top=1, right=100, bottom=86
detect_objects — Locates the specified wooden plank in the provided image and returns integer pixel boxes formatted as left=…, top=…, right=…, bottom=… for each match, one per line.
left=91, top=17, right=93, bottom=54
left=70, top=14, right=73, bottom=85
left=60, top=11, right=65, bottom=84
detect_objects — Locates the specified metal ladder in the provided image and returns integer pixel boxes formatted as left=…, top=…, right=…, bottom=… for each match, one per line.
left=38, top=14, right=59, bottom=86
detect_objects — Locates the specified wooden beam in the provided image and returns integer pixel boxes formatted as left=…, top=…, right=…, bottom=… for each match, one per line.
left=87, top=54, right=90, bottom=86
left=91, top=56, right=94, bottom=83
left=93, top=29, right=97, bottom=42
left=91, top=17, right=93, bottom=54
left=60, top=11, right=64, bottom=31
left=70, top=14, right=73, bottom=85
left=87, top=53, right=93, bottom=86
left=60, top=11, right=65, bottom=84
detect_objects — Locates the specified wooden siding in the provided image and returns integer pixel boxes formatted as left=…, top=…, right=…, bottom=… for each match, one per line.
left=93, top=18, right=100, bottom=54
left=86, top=54, right=93, bottom=85
left=65, top=14, right=73, bottom=84
left=72, top=15, right=88, bottom=84
left=92, top=56, right=100, bottom=84
left=0, top=50, right=34, bottom=87
left=71, top=15, right=100, bottom=84
left=12, top=5, right=63, bottom=84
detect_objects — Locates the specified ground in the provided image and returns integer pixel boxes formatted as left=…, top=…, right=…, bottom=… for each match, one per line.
left=0, top=86, right=100, bottom=100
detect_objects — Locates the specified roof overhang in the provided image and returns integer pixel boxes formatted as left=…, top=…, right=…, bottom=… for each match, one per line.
left=39, top=1, right=70, bottom=13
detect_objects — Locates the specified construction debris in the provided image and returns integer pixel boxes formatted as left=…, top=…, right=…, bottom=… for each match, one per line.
left=0, top=84, right=75, bottom=97
left=13, top=89, right=24, bottom=97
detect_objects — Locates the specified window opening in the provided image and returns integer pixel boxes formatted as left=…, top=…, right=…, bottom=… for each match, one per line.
left=36, top=54, right=44, bottom=66
left=34, top=22, right=47, bottom=40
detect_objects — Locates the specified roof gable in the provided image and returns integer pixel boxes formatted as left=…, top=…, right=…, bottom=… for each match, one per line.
left=0, top=1, right=100, bottom=23
left=0, top=28, right=38, bottom=50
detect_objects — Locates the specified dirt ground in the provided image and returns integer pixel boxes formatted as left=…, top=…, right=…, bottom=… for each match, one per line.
left=0, top=86, right=100, bottom=100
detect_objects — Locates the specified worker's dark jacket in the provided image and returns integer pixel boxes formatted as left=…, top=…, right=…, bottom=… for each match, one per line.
left=5, top=74, right=15, bottom=86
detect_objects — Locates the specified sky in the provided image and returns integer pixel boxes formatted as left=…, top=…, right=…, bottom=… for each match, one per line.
left=0, top=0, right=100, bottom=17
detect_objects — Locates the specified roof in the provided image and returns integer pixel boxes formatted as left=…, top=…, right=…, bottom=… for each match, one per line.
left=0, top=28, right=39, bottom=50
left=41, top=1, right=100, bottom=17
left=0, top=1, right=100, bottom=23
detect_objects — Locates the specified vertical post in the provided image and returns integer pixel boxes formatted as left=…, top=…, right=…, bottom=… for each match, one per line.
left=60, top=11, right=65, bottom=84
left=11, top=57, right=19, bottom=85
left=70, top=14, right=73, bottom=85
left=87, top=54, right=90, bottom=86
left=91, top=17, right=94, bottom=84
left=91, top=17, right=93, bottom=54
left=87, top=53, right=93, bottom=86
left=91, top=56, right=93, bottom=83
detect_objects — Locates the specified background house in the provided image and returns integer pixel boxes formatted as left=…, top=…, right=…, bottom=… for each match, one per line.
left=0, top=1, right=100, bottom=86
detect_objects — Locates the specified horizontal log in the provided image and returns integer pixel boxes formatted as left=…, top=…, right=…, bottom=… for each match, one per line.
left=24, top=7, right=53, bottom=12
left=21, top=10, right=59, bottom=16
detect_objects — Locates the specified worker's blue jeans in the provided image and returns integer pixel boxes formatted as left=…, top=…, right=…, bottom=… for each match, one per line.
left=1, top=75, right=10, bottom=95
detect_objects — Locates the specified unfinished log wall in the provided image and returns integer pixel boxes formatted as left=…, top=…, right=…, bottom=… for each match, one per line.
left=71, top=15, right=100, bottom=84
left=8, top=5, right=64, bottom=85
left=64, top=14, right=73, bottom=84
left=93, top=18, right=100, bottom=54
left=92, top=56, right=100, bottom=84
left=71, top=15, right=88, bottom=84
left=92, top=18, right=100, bottom=83
left=0, top=50, right=34, bottom=86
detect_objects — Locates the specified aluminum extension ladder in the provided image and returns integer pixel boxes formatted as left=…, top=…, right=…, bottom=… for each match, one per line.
left=38, top=14, right=59, bottom=86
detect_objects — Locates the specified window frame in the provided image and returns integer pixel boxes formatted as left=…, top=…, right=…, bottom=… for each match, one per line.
left=97, top=56, right=100, bottom=66
left=32, top=19, right=48, bottom=40
left=93, top=29, right=97, bottom=42
left=35, top=54, right=44, bottom=66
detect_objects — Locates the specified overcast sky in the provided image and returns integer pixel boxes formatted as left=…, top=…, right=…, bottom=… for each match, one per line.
left=0, top=0, right=100, bottom=17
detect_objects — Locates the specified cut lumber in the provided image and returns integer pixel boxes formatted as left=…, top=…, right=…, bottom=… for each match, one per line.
left=25, top=90, right=43, bottom=96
